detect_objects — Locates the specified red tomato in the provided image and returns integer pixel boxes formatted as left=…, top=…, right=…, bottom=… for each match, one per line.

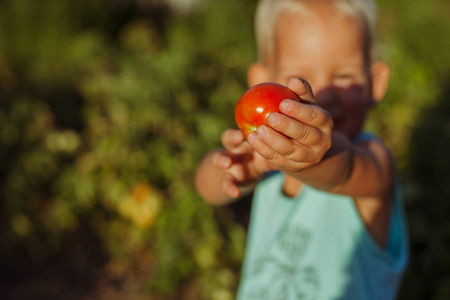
left=234, top=82, right=300, bottom=139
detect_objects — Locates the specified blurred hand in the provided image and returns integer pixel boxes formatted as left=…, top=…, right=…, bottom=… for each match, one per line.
left=212, top=128, right=276, bottom=199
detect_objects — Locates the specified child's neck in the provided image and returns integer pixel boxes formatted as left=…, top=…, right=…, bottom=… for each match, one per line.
left=282, top=175, right=303, bottom=198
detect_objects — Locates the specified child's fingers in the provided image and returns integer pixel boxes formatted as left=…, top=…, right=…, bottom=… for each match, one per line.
left=247, top=131, right=314, bottom=170
left=267, top=112, right=324, bottom=145
left=255, top=126, right=315, bottom=161
left=279, top=99, right=333, bottom=130
left=221, top=129, right=245, bottom=151
left=212, top=151, right=232, bottom=169
left=286, top=77, right=315, bottom=104
left=222, top=173, right=240, bottom=199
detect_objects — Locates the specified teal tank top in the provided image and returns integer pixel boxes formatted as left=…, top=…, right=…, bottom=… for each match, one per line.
left=236, top=143, right=409, bottom=300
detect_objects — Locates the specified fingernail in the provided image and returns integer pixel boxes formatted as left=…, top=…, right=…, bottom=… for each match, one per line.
left=230, top=186, right=239, bottom=199
left=280, top=100, right=292, bottom=112
left=256, top=126, right=267, bottom=138
left=267, top=113, right=280, bottom=126
left=220, top=157, right=229, bottom=167
left=247, top=132, right=257, bottom=143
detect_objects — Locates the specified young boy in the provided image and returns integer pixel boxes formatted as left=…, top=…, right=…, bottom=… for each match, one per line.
left=195, top=0, right=409, bottom=299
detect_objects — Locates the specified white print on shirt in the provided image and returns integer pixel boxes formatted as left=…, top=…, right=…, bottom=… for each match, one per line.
left=243, top=224, right=320, bottom=300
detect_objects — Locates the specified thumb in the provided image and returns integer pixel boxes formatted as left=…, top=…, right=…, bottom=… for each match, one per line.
left=286, top=77, right=316, bottom=104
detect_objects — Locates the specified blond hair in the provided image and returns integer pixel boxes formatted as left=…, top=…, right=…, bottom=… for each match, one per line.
left=254, top=0, right=378, bottom=65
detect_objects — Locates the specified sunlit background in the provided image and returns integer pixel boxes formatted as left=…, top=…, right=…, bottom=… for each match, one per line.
left=0, top=0, right=449, bottom=299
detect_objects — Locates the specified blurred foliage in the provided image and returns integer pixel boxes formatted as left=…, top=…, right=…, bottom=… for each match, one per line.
left=0, top=0, right=449, bottom=299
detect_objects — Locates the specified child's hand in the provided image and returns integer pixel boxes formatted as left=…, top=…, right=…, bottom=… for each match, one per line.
left=246, top=78, right=333, bottom=174
left=212, top=129, right=276, bottom=199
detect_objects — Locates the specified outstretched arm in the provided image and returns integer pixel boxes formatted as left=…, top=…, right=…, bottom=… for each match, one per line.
left=246, top=77, right=395, bottom=246
left=247, top=77, right=395, bottom=199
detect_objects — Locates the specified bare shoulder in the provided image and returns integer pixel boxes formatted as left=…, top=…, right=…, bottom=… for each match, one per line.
left=357, top=137, right=395, bottom=173
left=354, top=136, right=396, bottom=197
left=330, top=133, right=396, bottom=200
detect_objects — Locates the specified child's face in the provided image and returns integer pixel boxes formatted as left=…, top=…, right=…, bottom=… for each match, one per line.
left=269, top=7, right=373, bottom=139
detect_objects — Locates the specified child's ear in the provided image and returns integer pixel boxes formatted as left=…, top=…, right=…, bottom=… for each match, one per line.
left=371, top=61, right=391, bottom=102
left=247, top=63, right=270, bottom=87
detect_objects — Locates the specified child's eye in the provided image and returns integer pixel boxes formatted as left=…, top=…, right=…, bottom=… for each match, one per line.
left=333, top=74, right=355, bottom=87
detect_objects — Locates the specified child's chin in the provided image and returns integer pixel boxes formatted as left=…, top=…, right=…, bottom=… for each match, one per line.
left=332, top=122, right=344, bottom=134
left=333, top=127, right=358, bottom=140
